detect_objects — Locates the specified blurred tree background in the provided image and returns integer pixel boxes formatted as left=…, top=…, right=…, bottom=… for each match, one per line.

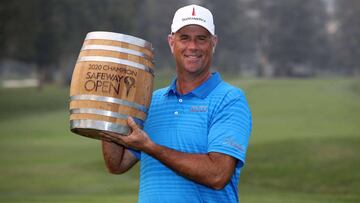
left=1, top=1, right=359, bottom=202
left=0, top=0, right=359, bottom=88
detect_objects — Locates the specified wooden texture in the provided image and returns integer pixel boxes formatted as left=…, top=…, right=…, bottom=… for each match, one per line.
left=69, top=32, right=154, bottom=140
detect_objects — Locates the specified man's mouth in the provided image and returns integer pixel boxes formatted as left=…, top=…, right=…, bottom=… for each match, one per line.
left=185, top=54, right=201, bottom=59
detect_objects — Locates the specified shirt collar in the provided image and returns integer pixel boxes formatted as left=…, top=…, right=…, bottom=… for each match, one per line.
left=164, top=72, right=222, bottom=99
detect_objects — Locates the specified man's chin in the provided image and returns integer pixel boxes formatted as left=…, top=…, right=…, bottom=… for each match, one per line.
left=184, top=66, right=201, bottom=73
left=183, top=62, right=202, bottom=70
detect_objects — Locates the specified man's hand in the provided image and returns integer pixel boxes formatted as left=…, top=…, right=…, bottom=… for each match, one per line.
left=100, top=117, right=147, bottom=174
left=101, top=117, right=154, bottom=151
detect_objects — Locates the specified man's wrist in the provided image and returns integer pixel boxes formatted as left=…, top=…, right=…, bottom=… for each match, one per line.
left=142, top=140, right=158, bottom=156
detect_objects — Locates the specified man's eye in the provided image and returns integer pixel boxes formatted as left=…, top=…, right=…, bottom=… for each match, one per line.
left=180, top=36, right=189, bottom=41
left=198, top=36, right=209, bottom=41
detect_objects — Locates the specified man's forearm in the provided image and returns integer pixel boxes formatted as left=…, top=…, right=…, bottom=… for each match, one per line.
left=102, top=118, right=237, bottom=189
left=143, top=141, right=236, bottom=190
left=102, top=141, right=138, bottom=174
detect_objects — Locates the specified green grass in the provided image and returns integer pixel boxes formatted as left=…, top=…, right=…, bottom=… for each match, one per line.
left=0, top=77, right=359, bottom=202
left=232, top=78, right=360, bottom=203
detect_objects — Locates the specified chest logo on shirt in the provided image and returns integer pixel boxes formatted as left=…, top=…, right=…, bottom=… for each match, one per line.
left=189, top=105, right=208, bottom=112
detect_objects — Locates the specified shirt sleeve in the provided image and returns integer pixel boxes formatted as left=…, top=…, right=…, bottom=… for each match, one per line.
left=207, top=90, right=252, bottom=167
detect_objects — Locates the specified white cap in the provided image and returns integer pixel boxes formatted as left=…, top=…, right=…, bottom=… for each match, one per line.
left=171, top=4, right=215, bottom=35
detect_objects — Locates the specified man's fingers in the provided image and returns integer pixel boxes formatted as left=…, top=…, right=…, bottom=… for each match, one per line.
left=99, top=132, right=126, bottom=146
left=100, top=132, right=117, bottom=142
left=127, top=116, right=139, bottom=131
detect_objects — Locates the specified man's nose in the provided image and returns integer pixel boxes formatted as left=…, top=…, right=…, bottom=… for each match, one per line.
left=187, top=39, right=198, bottom=50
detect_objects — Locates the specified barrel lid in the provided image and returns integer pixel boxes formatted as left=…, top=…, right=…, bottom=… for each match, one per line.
left=85, top=31, right=153, bottom=51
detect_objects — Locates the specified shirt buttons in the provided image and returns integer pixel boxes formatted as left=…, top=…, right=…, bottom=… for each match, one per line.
left=178, top=99, right=183, bottom=103
left=174, top=111, right=179, bottom=115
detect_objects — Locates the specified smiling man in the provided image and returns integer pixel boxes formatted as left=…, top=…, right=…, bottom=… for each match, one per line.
left=101, top=4, right=252, bottom=203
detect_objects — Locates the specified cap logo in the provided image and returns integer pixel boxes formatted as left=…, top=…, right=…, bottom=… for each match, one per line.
left=182, top=7, right=205, bottom=23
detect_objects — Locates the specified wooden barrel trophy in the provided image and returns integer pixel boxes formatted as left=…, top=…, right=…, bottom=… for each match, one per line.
left=69, top=31, right=154, bottom=141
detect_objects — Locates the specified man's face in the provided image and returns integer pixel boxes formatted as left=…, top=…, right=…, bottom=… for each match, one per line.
left=168, top=25, right=217, bottom=76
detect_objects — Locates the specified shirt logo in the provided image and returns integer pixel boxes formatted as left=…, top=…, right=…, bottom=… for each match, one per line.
left=190, top=105, right=208, bottom=112
left=223, top=137, right=244, bottom=152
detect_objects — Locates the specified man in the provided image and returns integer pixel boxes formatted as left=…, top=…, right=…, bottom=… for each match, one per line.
left=101, top=4, right=252, bottom=203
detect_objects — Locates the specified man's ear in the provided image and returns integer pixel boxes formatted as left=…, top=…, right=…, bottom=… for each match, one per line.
left=168, top=34, right=175, bottom=54
left=212, top=35, right=218, bottom=54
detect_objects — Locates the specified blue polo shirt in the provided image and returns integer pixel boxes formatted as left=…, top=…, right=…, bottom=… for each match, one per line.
left=133, top=72, right=252, bottom=203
